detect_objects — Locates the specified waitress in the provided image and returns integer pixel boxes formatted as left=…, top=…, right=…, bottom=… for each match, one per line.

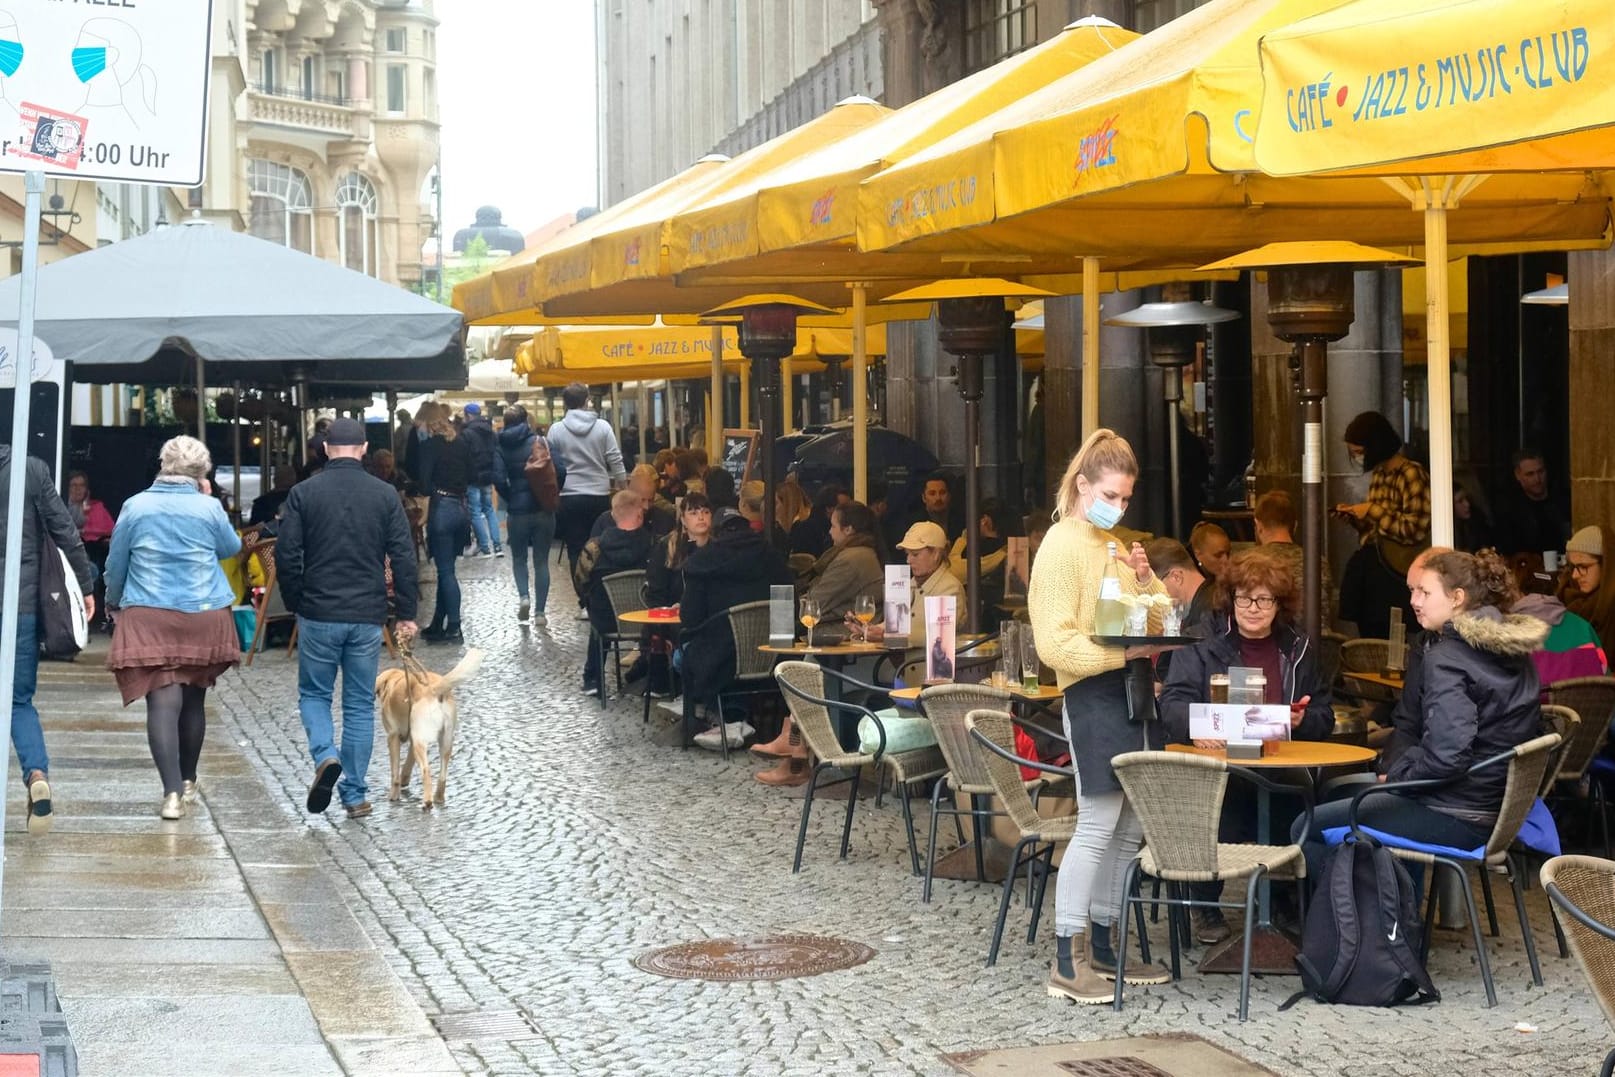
left=1028, top=428, right=1169, bottom=1005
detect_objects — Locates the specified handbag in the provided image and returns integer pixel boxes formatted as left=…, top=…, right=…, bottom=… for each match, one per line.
left=37, top=532, right=87, bottom=659
left=523, top=436, right=561, bottom=512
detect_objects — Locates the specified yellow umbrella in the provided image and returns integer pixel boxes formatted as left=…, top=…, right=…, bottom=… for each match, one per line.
left=1251, top=0, right=1615, bottom=546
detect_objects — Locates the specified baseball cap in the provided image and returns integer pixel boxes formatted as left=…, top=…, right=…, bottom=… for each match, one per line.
left=464, top=402, right=481, bottom=416
left=325, top=417, right=367, bottom=446
left=896, top=521, right=948, bottom=551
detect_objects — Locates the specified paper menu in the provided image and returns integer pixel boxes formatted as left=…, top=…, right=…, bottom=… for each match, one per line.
left=924, top=595, right=957, bottom=684
left=1188, top=703, right=1293, bottom=742
left=769, top=584, right=796, bottom=647
left=885, top=565, right=912, bottom=639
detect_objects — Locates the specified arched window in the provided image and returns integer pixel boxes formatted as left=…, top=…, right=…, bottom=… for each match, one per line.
left=336, top=171, right=379, bottom=276
left=247, top=159, right=313, bottom=252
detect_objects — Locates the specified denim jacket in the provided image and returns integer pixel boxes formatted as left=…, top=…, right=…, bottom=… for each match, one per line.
left=105, top=480, right=241, bottom=613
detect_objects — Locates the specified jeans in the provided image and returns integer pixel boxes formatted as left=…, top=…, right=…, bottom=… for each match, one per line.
left=1054, top=702, right=1144, bottom=937
left=507, top=511, right=556, bottom=608
left=427, top=495, right=466, bottom=627
left=466, top=485, right=500, bottom=553
left=1293, top=790, right=1492, bottom=888
left=558, top=494, right=612, bottom=588
left=296, top=618, right=383, bottom=808
left=9, top=615, right=47, bottom=779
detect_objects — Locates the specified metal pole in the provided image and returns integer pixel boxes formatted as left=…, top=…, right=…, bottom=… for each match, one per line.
left=779, top=355, right=793, bottom=437
left=1165, top=378, right=1183, bottom=541
left=0, top=172, right=48, bottom=922
left=434, top=159, right=445, bottom=304
left=195, top=354, right=206, bottom=442
left=708, top=325, right=723, bottom=463
left=755, top=353, right=780, bottom=547
left=232, top=380, right=243, bottom=520
left=959, top=352, right=984, bottom=636
left=638, top=381, right=649, bottom=461
left=738, top=364, right=751, bottom=428
left=852, top=283, right=869, bottom=502
left=1297, top=339, right=1328, bottom=643
left=1425, top=203, right=1454, bottom=548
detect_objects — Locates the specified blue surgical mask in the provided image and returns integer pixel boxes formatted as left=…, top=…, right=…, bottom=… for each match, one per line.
left=1085, top=497, right=1123, bottom=531
left=0, top=40, right=23, bottom=78
left=71, top=46, right=106, bottom=83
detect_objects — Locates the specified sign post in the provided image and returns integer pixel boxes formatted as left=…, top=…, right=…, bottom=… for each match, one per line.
left=0, top=2, right=215, bottom=926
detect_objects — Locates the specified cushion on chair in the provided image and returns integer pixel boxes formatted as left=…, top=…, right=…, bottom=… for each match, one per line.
left=858, top=708, right=939, bottom=756
left=1321, top=798, right=1561, bottom=860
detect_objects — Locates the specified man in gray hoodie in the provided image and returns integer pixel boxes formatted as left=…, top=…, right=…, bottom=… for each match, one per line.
left=547, top=382, right=627, bottom=589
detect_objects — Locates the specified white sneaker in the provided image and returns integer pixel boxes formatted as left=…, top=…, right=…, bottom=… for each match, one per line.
left=574, top=609, right=590, bottom=622
left=693, top=721, right=754, bottom=750
left=657, top=697, right=685, bottom=718
left=493, top=547, right=505, bottom=557
left=532, top=612, right=548, bottom=627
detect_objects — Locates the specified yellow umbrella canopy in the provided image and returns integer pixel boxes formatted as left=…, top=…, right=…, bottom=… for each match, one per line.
left=518, top=323, right=887, bottom=385
left=534, top=98, right=894, bottom=322
left=1253, top=0, right=1615, bottom=177
left=857, top=0, right=1609, bottom=265
left=668, top=17, right=1138, bottom=291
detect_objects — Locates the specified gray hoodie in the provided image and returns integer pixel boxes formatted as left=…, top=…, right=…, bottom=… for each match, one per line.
left=546, top=409, right=626, bottom=498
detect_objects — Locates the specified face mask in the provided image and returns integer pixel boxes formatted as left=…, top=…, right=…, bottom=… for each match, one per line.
left=1349, top=450, right=1365, bottom=471
left=72, top=46, right=106, bottom=83
left=1084, top=497, right=1123, bottom=531
left=0, top=40, right=22, bottom=78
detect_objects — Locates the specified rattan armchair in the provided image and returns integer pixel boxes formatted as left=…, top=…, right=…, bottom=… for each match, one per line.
left=773, top=661, right=946, bottom=874
left=1110, top=750, right=1311, bottom=1022
left=1542, top=855, right=1615, bottom=1077
left=1339, top=638, right=1397, bottom=707
left=964, top=710, right=1076, bottom=967
left=1546, top=677, right=1615, bottom=857
left=1346, top=733, right=1561, bottom=1007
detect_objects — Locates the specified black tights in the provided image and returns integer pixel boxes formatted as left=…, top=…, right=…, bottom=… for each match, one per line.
left=145, top=684, right=207, bottom=796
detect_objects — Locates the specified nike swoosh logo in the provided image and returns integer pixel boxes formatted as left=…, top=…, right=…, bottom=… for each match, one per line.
left=1389, top=922, right=1399, bottom=943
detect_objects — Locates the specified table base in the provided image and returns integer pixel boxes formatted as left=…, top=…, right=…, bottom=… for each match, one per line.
left=1197, top=925, right=1300, bottom=976
left=928, top=838, right=1017, bottom=883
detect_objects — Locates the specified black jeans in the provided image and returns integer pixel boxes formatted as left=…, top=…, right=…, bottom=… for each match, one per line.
left=558, top=494, right=612, bottom=592
left=1293, top=791, right=1491, bottom=887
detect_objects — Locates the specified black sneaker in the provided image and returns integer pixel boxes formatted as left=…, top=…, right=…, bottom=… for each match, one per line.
left=517, top=600, right=531, bottom=624
left=306, top=758, right=342, bottom=813
left=420, top=625, right=447, bottom=642
left=426, top=626, right=463, bottom=645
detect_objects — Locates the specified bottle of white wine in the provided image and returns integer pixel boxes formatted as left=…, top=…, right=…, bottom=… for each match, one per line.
left=1094, top=541, right=1127, bottom=636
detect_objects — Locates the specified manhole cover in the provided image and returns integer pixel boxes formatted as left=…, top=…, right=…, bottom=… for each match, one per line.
left=430, top=1009, right=540, bottom=1042
left=633, top=934, right=875, bottom=981
left=1057, top=1059, right=1173, bottom=1077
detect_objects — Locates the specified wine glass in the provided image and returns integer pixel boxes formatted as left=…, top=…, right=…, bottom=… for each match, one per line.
left=799, top=597, right=821, bottom=650
left=852, top=595, right=877, bottom=642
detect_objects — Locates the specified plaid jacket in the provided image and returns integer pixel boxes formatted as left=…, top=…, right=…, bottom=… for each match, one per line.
left=1363, top=455, right=1432, bottom=546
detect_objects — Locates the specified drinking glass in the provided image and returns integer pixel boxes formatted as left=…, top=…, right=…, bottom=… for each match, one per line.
left=1209, top=673, right=1230, bottom=704
left=1019, top=626, right=1040, bottom=693
left=853, top=595, right=877, bottom=642
left=1124, top=601, right=1149, bottom=637
left=998, top=621, right=1019, bottom=688
left=799, top=598, right=821, bottom=649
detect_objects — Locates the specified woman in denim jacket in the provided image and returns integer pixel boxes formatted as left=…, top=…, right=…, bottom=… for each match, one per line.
left=105, top=437, right=243, bottom=821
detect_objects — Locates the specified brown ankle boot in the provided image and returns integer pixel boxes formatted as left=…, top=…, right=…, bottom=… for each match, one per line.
left=1089, top=928, right=1170, bottom=985
left=1047, top=934, right=1113, bottom=1004
left=755, top=756, right=810, bottom=787
left=751, top=717, right=800, bottom=760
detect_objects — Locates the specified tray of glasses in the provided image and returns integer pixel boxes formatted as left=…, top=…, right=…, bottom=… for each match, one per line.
left=1090, top=634, right=1203, bottom=647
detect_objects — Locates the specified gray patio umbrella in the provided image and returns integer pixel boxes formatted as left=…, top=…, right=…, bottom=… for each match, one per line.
left=0, top=217, right=466, bottom=389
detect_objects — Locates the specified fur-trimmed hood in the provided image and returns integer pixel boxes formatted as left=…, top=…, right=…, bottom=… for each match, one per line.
left=1448, top=606, right=1549, bottom=658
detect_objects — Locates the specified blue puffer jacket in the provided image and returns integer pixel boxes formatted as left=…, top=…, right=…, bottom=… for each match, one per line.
left=491, top=422, right=550, bottom=517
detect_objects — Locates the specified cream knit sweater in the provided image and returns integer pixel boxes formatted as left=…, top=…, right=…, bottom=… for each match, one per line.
left=1028, top=516, right=1166, bottom=690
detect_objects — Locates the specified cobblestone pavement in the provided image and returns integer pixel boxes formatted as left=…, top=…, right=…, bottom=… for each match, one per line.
left=211, top=552, right=1610, bottom=1077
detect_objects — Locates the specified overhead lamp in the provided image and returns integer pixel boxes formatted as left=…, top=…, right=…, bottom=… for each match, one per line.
left=1521, top=282, right=1568, bottom=306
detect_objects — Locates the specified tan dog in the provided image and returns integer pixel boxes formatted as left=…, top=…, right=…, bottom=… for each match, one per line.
left=375, top=649, right=482, bottom=810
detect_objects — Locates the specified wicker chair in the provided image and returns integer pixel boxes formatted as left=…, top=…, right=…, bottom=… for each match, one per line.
left=1110, top=750, right=1311, bottom=1022
left=709, top=601, right=778, bottom=759
left=1347, top=733, right=1561, bottom=1008
left=591, top=570, right=647, bottom=707
left=1339, top=638, right=1397, bottom=707
left=1541, top=855, right=1615, bottom=1077
left=917, top=683, right=1052, bottom=898
left=963, top=709, right=1076, bottom=967
left=1546, top=677, right=1615, bottom=857
left=774, top=661, right=947, bottom=874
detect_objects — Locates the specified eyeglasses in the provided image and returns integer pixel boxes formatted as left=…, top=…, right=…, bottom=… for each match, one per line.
left=1233, top=595, right=1277, bottom=610
left=1570, top=560, right=1601, bottom=576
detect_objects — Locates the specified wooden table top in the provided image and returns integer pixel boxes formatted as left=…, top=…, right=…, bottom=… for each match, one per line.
left=1343, top=670, right=1405, bottom=690
left=888, top=683, right=1062, bottom=703
left=1166, top=741, right=1378, bottom=768
left=759, top=641, right=887, bottom=657
left=618, top=609, right=680, bottom=626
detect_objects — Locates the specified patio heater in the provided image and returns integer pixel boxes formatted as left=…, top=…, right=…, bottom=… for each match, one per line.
left=884, top=280, right=1054, bottom=635
left=701, top=294, right=837, bottom=549
left=1104, top=286, right=1240, bottom=541
left=1200, top=243, right=1416, bottom=644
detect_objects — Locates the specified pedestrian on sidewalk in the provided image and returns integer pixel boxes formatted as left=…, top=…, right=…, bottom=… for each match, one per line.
left=103, top=436, right=240, bottom=822
left=276, top=419, right=419, bottom=819
left=548, top=382, right=627, bottom=588
left=0, top=444, right=94, bottom=835
left=491, top=404, right=556, bottom=626
left=459, top=403, right=502, bottom=558
left=420, top=410, right=472, bottom=644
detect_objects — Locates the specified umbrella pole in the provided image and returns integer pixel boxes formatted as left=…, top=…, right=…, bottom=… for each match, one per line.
left=708, top=326, right=723, bottom=464
left=1425, top=200, right=1454, bottom=548
left=1297, top=340, right=1327, bottom=643
left=852, top=282, right=869, bottom=503
left=780, top=355, right=793, bottom=438
left=638, top=381, right=649, bottom=462
left=739, top=364, right=751, bottom=428
left=195, top=355, right=206, bottom=443
left=232, top=380, right=243, bottom=522
left=1082, top=256, right=1100, bottom=437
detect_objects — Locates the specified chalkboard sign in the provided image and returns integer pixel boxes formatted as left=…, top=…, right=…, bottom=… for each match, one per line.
left=721, top=429, right=760, bottom=483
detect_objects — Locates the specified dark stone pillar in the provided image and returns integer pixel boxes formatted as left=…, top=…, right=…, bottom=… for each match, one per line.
left=873, top=0, right=963, bottom=108
left=1569, top=248, right=1615, bottom=528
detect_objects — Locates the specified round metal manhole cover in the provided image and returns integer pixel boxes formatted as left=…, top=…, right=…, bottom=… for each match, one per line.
left=633, top=934, right=875, bottom=981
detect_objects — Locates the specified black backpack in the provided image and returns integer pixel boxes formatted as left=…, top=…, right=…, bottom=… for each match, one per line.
left=1285, top=835, right=1440, bottom=1008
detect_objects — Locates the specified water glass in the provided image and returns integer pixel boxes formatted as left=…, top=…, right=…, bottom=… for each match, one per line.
left=998, top=621, right=1019, bottom=687
left=1019, top=626, right=1040, bottom=692
left=1124, top=602, right=1148, bottom=636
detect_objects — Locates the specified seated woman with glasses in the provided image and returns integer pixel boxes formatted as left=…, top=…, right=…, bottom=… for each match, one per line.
left=1157, top=547, right=1335, bottom=943
left=1560, top=526, right=1615, bottom=650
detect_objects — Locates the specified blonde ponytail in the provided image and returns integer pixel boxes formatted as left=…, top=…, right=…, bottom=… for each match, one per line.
left=1053, top=428, right=1139, bottom=521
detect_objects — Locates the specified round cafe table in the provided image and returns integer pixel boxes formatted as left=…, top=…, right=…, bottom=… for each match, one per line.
left=618, top=609, right=680, bottom=626
left=1166, top=740, right=1378, bottom=974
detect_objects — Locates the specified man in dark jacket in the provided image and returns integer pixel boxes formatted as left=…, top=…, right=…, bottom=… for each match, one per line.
left=579, top=489, right=654, bottom=694
left=680, top=508, right=792, bottom=717
left=458, top=403, right=501, bottom=558
left=277, top=419, right=418, bottom=819
left=0, top=445, right=94, bottom=834
left=491, top=405, right=556, bottom=627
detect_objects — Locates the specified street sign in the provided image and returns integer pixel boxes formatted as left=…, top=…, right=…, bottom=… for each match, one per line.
left=0, top=1, right=214, bottom=186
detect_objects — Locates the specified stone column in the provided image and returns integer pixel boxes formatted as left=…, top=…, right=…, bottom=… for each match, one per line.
left=347, top=54, right=369, bottom=104
left=1569, top=248, right=1615, bottom=528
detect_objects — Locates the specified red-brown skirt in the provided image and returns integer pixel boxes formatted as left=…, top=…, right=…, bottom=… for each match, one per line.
left=106, top=606, right=241, bottom=706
